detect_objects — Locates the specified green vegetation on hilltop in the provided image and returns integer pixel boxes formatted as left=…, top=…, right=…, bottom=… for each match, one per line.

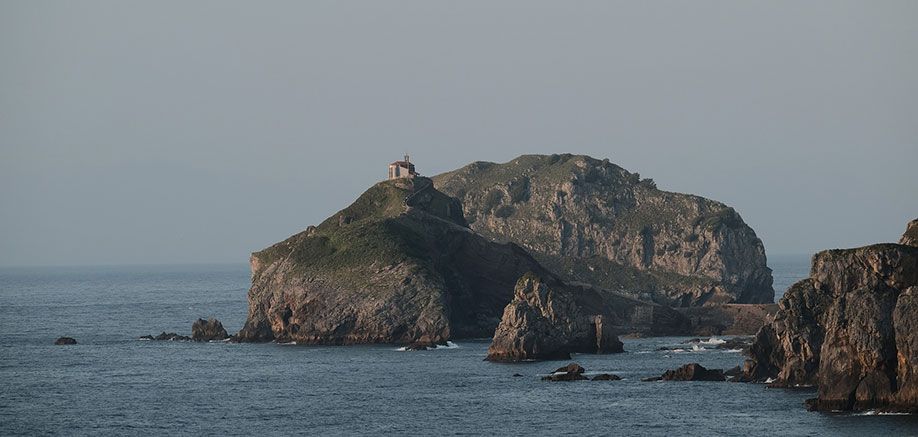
left=251, top=177, right=469, bottom=289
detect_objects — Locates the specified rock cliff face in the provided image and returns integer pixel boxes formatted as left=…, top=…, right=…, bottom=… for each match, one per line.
left=901, top=219, right=918, bottom=247
left=744, top=221, right=918, bottom=413
left=433, top=154, right=774, bottom=307
left=236, top=177, right=549, bottom=345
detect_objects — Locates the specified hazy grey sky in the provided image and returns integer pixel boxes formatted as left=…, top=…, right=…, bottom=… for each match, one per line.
left=1, top=1, right=916, bottom=267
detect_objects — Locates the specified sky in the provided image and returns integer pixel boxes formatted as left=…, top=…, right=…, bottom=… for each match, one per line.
left=1, top=1, right=916, bottom=267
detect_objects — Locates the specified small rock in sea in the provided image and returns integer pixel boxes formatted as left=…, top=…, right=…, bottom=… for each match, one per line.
left=402, top=341, right=438, bottom=351
left=591, top=373, right=622, bottom=381
left=512, top=373, right=524, bottom=377
left=723, top=366, right=744, bottom=380
left=542, top=362, right=588, bottom=381
left=151, top=332, right=191, bottom=341
left=644, top=363, right=726, bottom=382
left=191, top=318, right=228, bottom=342
left=54, top=337, right=77, bottom=345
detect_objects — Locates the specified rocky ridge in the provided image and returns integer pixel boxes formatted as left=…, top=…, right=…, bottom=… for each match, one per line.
left=433, top=154, right=774, bottom=307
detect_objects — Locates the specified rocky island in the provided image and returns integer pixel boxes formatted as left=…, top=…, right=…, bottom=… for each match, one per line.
left=744, top=219, right=918, bottom=413
left=235, top=155, right=779, bottom=351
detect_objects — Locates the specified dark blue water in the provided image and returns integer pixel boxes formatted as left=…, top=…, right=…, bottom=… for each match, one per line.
left=1, top=261, right=915, bottom=436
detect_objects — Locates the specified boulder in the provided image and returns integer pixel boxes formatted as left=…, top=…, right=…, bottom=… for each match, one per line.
left=541, top=363, right=588, bottom=381
left=191, top=318, right=228, bottom=342
left=644, top=363, right=726, bottom=382
left=591, top=373, right=622, bottom=381
left=54, top=337, right=77, bottom=345
left=148, top=332, right=191, bottom=341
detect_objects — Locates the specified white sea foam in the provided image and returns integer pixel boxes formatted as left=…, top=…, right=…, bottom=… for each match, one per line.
left=691, top=345, right=706, bottom=352
left=852, top=410, right=912, bottom=416
left=764, top=377, right=776, bottom=384
left=722, top=349, right=743, bottom=353
left=672, top=348, right=687, bottom=353
left=396, top=341, right=459, bottom=352
left=699, top=337, right=727, bottom=346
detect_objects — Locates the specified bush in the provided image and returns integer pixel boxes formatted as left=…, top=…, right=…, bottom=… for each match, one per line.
left=494, top=205, right=515, bottom=218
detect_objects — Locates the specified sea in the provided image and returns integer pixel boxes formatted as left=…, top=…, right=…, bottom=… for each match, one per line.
left=1, top=254, right=915, bottom=436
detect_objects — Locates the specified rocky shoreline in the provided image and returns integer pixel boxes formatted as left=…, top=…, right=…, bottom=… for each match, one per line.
left=115, top=154, right=915, bottom=415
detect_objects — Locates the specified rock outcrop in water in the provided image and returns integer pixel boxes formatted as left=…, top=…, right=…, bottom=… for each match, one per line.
left=642, top=363, right=726, bottom=382
left=744, top=220, right=918, bottom=413
left=192, top=318, right=229, bottom=342
left=236, top=177, right=551, bottom=345
left=141, top=332, right=191, bottom=341
left=541, top=363, right=588, bottom=381
left=433, top=154, right=774, bottom=307
left=54, top=337, right=77, bottom=345
left=486, top=273, right=624, bottom=362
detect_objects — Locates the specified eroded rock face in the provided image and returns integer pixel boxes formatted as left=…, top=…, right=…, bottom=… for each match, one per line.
left=192, top=318, right=228, bottom=342
left=744, top=228, right=918, bottom=413
left=901, top=219, right=918, bottom=247
left=236, top=178, right=550, bottom=346
left=433, top=154, right=774, bottom=306
left=486, top=273, right=624, bottom=362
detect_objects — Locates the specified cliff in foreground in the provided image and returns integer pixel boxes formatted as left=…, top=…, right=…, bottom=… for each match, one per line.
left=744, top=219, right=918, bottom=413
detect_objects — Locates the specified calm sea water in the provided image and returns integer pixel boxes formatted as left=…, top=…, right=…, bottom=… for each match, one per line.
left=1, top=257, right=915, bottom=436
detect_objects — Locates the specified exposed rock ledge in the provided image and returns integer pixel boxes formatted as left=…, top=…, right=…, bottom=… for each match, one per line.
left=743, top=220, right=918, bottom=413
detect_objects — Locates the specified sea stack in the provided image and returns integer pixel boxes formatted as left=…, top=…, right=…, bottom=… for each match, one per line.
left=486, top=273, right=624, bottom=362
